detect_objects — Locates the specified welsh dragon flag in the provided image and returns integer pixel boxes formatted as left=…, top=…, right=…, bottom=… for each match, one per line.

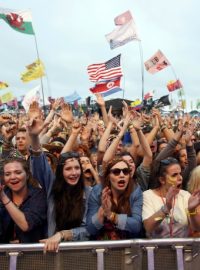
left=0, top=8, right=34, bottom=35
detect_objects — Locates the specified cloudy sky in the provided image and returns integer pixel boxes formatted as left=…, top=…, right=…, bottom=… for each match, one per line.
left=0, top=0, right=200, bottom=110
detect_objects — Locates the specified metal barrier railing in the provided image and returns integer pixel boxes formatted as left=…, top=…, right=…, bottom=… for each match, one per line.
left=0, top=238, right=200, bottom=270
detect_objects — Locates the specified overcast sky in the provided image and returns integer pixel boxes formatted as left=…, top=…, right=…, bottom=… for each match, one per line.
left=0, top=0, right=200, bottom=110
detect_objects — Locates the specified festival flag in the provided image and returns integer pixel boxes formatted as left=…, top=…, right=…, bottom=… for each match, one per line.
left=114, top=10, right=133, bottom=25
left=0, top=91, right=14, bottom=104
left=0, top=81, right=9, bottom=89
left=22, top=85, right=40, bottom=111
left=87, top=54, right=122, bottom=82
left=0, top=8, right=34, bottom=35
left=144, top=91, right=154, bottom=100
left=90, top=77, right=122, bottom=97
left=64, top=91, right=81, bottom=103
left=130, top=99, right=142, bottom=110
left=167, top=79, right=183, bottom=92
left=73, top=100, right=79, bottom=109
left=156, top=95, right=171, bottom=107
left=181, top=100, right=186, bottom=109
left=106, top=10, right=139, bottom=49
left=7, top=97, right=18, bottom=108
left=144, top=50, right=170, bottom=74
left=85, top=96, right=91, bottom=107
left=21, top=59, right=45, bottom=82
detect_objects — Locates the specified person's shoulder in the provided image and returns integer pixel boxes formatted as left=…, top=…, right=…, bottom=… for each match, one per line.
left=143, top=189, right=155, bottom=198
left=130, top=185, right=143, bottom=198
left=92, top=183, right=102, bottom=192
left=179, top=189, right=191, bottom=198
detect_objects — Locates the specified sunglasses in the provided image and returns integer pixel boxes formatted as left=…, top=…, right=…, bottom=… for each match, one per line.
left=160, top=157, right=179, bottom=166
left=110, top=168, right=130, bottom=176
left=61, top=151, right=79, bottom=158
left=59, top=151, right=80, bottom=164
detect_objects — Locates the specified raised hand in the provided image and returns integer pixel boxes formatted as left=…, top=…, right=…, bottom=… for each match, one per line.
left=95, top=93, right=105, bottom=107
left=188, top=190, right=200, bottom=211
left=101, top=187, right=112, bottom=218
left=51, top=98, right=62, bottom=111
left=60, top=103, right=73, bottom=123
left=165, top=186, right=180, bottom=211
left=122, top=101, right=129, bottom=118
left=0, top=120, right=18, bottom=141
left=27, top=118, right=46, bottom=137
left=108, top=106, right=118, bottom=125
left=28, top=101, right=43, bottom=120
left=72, top=121, right=82, bottom=135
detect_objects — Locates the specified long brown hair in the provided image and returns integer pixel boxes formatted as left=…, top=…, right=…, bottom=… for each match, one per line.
left=103, top=158, right=134, bottom=215
left=52, top=152, right=85, bottom=231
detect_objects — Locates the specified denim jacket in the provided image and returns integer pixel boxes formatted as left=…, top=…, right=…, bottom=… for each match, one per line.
left=30, top=151, right=91, bottom=240
left=86, top=184, right=143, bottom=238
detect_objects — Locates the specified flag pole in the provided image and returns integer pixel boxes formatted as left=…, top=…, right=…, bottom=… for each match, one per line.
left=138, top=41, right=144, bottom=100
left=33, top=34, right=46, bottom=112
left=122, top=75, right=125, bottom=99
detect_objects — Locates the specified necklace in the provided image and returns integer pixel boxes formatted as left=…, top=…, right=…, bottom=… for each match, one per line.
left=159, top=190, right=176, bottom=237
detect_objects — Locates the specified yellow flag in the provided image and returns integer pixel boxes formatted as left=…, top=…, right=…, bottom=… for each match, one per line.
left=0, top=91, right=14, bottom=103
left=0, top=81, right=9, bottom=89
left=181, top=100, right=186, bottom=109
left=21, top=59, right=45, bottom=82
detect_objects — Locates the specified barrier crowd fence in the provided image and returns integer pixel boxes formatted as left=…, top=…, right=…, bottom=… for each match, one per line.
left=0, top=238, right=200, bottom=270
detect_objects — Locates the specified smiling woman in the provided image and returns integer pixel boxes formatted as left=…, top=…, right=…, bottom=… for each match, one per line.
left=0, top=157, right=47, bottom=243
left=86, top=157, right=143, bottom=240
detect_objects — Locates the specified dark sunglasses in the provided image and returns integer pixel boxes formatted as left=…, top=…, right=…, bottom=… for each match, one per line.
left=110, top=168, right=130, bottom=176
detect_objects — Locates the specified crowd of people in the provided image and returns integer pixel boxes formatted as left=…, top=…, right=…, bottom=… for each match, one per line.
left=0, top=94, right=200, bottom=252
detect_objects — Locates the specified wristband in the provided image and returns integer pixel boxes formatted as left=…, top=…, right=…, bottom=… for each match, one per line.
left=187, top=208, right=197, bottom=216
left=3, top=200, right=11, bottom=206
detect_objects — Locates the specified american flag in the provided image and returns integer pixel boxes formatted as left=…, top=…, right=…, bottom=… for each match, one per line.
left=87, top=54, right=123, bottom=82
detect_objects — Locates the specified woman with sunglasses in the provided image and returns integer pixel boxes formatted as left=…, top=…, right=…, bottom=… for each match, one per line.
left=143, top=158, right=200, bottom=238
left=86, top=158, right=143, bottom=240
left=27, top=118, right=91, bottom=252
left=0, top=157, right=47, bottom=243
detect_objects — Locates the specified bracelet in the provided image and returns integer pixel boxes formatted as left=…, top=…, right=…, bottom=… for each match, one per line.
left=3, top=200, right=11, bottom=206
left=187, top=208, right=198, bottom=216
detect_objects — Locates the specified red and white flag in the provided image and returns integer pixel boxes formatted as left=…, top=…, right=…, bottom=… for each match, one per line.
left=114, top=10, right=133, bottom=25
left=167, top=79, right=183, bottom=92
left=144, top=91, right=154, bottom=100
left=144, top=50, right=170, bottom=74
left=90, top=77, right=122, bottom=97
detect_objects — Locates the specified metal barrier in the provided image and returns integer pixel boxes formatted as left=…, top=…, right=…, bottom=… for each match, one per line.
left=0, top=238, right=200, bottom=270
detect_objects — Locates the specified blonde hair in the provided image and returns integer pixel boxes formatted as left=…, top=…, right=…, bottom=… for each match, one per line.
left=187, top=166, right=200, bottom=193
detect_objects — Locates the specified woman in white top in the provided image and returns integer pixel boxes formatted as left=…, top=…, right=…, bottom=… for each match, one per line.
left=143, top=158, right=200, bottom=238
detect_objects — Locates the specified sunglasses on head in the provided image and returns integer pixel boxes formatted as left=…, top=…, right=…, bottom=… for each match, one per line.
left=160, top=157, right=179, bottom=166
left=110, top=168, right=130, bottom=176
left=59, top=151, right=80, bottom=163
left=61, top=151, right=79, bottom=158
